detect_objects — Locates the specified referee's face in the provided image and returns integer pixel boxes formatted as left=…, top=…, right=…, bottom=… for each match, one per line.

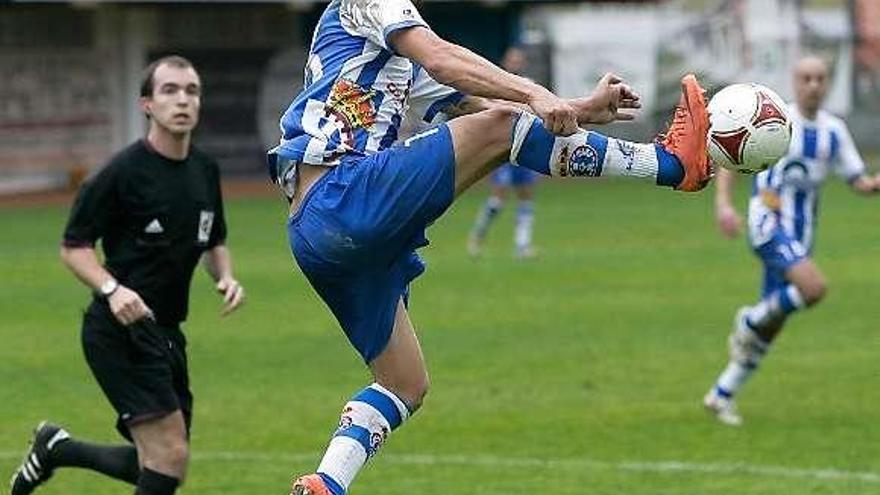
left=142, top=63, right=202, bottom=136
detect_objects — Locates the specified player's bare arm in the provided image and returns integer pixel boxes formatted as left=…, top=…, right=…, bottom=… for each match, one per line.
left=202, top=245, right=245, bottom=316
left=714, top=167, right=743, bottom=238
left=390, top=26, right=578, bottom=135
left=449, top=73, right=643, bottom=124
left=443, top=95, right=534, bottom=119
left=60, top=246, right=153, bottom=325
left=438, top=95, right=493, bottom=118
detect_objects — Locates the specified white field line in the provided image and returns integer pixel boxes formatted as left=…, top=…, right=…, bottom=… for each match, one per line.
left=3, top=450, right=876, bottom=484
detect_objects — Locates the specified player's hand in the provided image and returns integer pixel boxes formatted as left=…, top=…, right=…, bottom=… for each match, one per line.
left=527, top=88, right=579, bottom=136
left=571, top=73, right=642, bottom=125
left=865, top=173, right=880, bottom=193
left=108, top=286, right=155, bottom=326
left=216, top=276, right=245, bottom=316
left=851, top=173, right=880, bottom=194
left=716, top=204, right=743, bottom=239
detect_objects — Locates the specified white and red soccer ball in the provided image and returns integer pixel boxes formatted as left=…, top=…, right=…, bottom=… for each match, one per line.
left=707, top=83, right=792, bottom=174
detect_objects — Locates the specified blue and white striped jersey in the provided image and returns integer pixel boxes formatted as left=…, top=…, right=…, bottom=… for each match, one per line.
left=748, top=105, right=866, bottom=251
left=268, top=0, right=462, bottom=196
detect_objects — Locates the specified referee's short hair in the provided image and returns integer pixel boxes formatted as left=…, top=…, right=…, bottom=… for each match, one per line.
left=140, top=55, right=196, bottom=97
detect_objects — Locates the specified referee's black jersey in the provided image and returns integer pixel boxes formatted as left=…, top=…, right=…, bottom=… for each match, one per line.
left=63, top=140, right=227, bottom=326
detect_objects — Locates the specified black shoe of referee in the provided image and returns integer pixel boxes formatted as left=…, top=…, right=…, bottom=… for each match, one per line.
left=9, top=422, right=69, bottom=495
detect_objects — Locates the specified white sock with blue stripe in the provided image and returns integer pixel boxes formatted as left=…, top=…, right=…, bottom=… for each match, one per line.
left=715, top=361, right=756, bottom=399
left=510, top=112, right=684, bottom=187
left=745, top=285, right=805, bottom=331
left=472, top=196, right=503, bottom=241
left=316, top=383, right=410, bottom=495
left=713, top=287, right=805, bottom=399
left=514, top=200, right=534, bottom=252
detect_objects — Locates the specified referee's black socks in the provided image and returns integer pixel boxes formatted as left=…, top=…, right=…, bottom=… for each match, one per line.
left=51, top=439, right=140, bottom=484
left=51, top=438, right=182, bottom=493
left=135, top=468, right=180, bottom=495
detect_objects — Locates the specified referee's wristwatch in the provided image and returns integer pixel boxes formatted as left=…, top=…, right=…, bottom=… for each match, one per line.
left=99, top=278, right=119, bottom=299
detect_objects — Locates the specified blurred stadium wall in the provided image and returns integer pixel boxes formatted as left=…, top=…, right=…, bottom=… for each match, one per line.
left=0, top=0, right=876, bottom=194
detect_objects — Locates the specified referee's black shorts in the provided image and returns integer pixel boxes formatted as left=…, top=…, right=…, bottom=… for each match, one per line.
left=81, top=300, right=193, bottom=441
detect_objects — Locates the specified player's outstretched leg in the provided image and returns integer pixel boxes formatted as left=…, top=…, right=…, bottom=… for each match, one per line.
left=447, top=75, right=711, bottom=197
left=705, top=259, right=826, bottom=425
left=511, top=74, right=709, bottom=190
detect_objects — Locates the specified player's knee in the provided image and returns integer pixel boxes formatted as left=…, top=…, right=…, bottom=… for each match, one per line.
left=173, top=439, right=190, bottom=461
left=159, top=435, right=189, bottom=464
left=801, top=279, right=827, bottom=306
left=141, top=440, right=188, bottom=479
left=481, top=106, right=520, bottom=147
left=408, top=374, right=431, bottom=412
left=161, top=440, right=190, bottom=475
left=399, top=374, right=430, bottom=412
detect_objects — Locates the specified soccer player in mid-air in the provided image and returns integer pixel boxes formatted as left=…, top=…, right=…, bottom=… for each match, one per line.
left=467, top=46, right=540, bottom=259
left=268, top=1, right=711, bottom=493
left=703, top=55, right=880, bottom=426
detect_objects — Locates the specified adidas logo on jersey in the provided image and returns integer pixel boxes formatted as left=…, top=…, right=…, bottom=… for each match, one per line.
left=144, top=219, right=164, bottom=234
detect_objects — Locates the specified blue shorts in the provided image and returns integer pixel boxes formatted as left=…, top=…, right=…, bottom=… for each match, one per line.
left=492, top=163, right=537, bottom=187
left=753, top=227, right=808, bottom=297
left=287, top=125, right=456, bottom=363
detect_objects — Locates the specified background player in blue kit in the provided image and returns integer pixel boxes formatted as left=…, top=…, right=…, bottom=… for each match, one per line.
left=267, top=1, right=712, bottom=494
left=467, top=163, right=539, bottom=258
left=467, top=47, right=540, bottom=259
left=704, top=55, right=880, bottom=426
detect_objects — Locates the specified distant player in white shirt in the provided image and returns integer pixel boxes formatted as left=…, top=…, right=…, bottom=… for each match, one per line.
left=270, top=1, right=713, bottom=494
left=704, top=56, right=880, bottom=426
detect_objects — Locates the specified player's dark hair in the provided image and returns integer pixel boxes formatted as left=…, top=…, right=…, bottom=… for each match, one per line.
left=140, top=55, right=196, bottom=97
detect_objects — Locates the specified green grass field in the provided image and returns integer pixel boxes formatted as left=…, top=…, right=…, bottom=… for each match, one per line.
left=1, top=178, right=878, bottom=494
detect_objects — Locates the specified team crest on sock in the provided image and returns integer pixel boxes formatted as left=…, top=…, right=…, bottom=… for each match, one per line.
left=369, top=428, right=389, bottom=456
left=556, top=142, right=602, bottom=177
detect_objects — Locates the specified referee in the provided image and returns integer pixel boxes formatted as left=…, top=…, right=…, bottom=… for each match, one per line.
left=10, top=55, right=244, bottom=495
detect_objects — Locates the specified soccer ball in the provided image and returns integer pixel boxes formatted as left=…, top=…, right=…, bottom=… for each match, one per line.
left=707, top=83, right=792, bottom=174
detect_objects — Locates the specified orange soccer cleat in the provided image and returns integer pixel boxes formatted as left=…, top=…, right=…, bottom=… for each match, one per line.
left=291, top=474, right=333, bottom=495
left=658, top=74, right=712, bottom=192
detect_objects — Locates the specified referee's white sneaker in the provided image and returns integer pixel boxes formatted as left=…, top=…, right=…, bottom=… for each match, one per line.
left=9, top=422, right=69, bottom=495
